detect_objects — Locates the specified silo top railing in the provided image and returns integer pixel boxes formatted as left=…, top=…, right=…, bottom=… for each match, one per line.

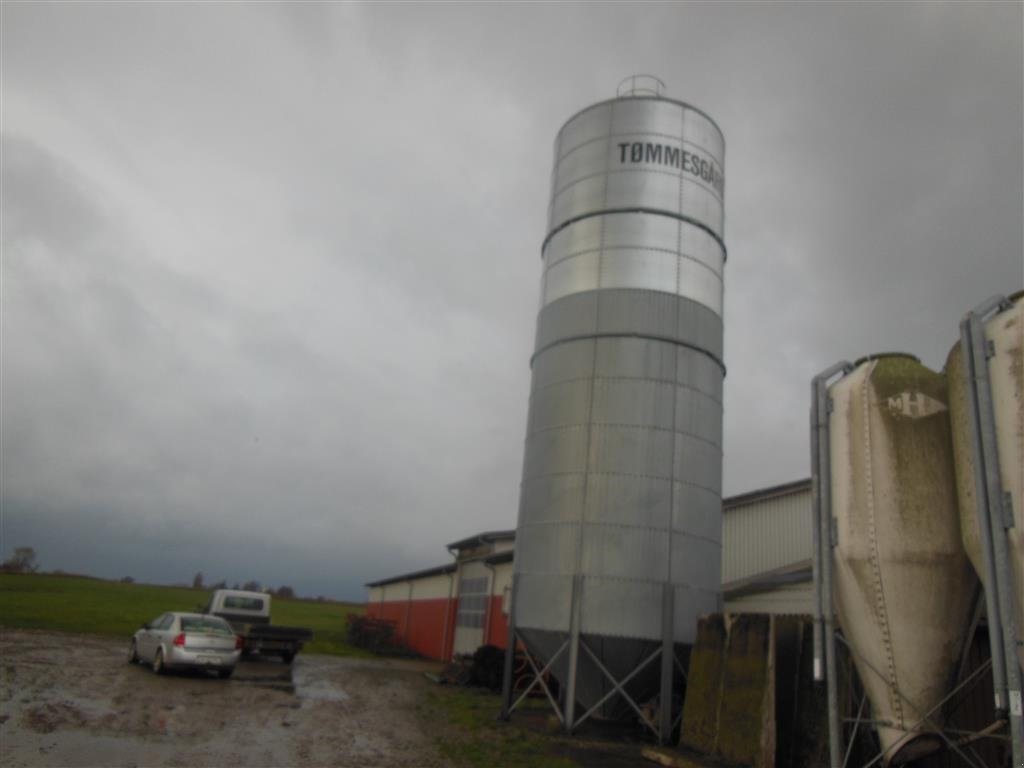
left=617, top=74, right=666, bottom=98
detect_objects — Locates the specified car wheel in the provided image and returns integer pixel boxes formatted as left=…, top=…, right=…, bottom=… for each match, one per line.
left=153, top=648, right=166, bottom=675
left=128, top=639, right=139, bottom=664
left=217, top=667, right=234, bottom=679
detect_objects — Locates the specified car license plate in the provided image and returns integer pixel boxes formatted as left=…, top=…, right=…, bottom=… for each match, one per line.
left=197, top=655, right=219, bottom=664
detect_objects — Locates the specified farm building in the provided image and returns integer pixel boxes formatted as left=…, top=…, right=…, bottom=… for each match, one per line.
left=365, top=478, right=812, bottom=661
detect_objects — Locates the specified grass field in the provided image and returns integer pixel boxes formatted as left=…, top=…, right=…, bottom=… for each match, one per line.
left=0, top=572, right=366, bottom=656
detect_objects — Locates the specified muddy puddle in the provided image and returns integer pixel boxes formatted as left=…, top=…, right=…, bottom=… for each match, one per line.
left=1, top=629, right=443, bottom=767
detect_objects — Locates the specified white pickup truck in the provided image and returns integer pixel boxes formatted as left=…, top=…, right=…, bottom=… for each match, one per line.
left=202, top=589, right=313, bottom=664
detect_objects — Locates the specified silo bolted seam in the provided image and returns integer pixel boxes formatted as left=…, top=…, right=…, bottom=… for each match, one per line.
left=542, top=208, right=727, bottom=258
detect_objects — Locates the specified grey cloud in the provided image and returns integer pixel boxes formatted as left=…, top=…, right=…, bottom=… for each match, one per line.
left=2, top=3, right=1021, bottom=596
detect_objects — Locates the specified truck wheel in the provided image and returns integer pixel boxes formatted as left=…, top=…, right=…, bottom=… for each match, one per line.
left=153, top=648, right=166, bottom=675
left=281, top=651, right=295, bottom=664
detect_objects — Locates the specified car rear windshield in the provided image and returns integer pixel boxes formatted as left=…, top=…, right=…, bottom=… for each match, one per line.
left=181, top=617, right=234, bottom=635
left=223, top=596, right=265, bottom=611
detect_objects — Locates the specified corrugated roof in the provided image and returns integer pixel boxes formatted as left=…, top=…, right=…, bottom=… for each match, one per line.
left=723, top=478, right=811, bottom=510
left=721, top=559, right=811, bottom=599
left=445, top=529, right=516, bottom=551
left=484, top=550, right=514, bottom=566
left=364, top=562, right=456, bottom=588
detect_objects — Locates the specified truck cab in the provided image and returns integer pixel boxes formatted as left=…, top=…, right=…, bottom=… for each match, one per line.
left=203, top=589, right=312, bottom=664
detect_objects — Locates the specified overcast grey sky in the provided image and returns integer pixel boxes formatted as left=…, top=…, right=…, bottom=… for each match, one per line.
left=2, top=2, right=1021, bottom=600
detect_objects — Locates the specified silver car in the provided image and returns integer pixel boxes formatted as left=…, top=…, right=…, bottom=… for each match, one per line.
left=129, top=612, right=241, bottom=678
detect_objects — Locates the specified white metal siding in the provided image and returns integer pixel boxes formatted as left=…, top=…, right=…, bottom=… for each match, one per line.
left=721, top=487, right=812, bottom=583
left=410, top=573, right=454, bottom=601
left=368, top=586, right=384, bottom=604
left=493, top=539, right=515, bottom=555
left=491, top=562, right=513, bottom=595
left=380, top=582, right=404, bottom=602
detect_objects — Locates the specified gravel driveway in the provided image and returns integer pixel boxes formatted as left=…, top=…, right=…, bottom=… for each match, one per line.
left=1, top=629, right=445, bottom=767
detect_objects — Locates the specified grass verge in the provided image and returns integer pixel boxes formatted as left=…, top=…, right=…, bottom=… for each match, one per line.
left=420, top=685, right=577, bottom=768
left=0, top=572, right=366, bottom=656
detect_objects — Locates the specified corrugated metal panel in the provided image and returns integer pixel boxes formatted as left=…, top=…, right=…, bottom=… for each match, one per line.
left=721, top=487, right=812, bottom=583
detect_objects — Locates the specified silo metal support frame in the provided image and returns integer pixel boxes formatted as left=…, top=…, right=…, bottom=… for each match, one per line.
left=500, top=574, right=567, bottom=724
left=835, top=633, right=996, bottom=768
left=811, top=361, right=853, bottom=768
left=500, top=579, right=682, bottom=744
left=960, top=294, right=1023, bottom=767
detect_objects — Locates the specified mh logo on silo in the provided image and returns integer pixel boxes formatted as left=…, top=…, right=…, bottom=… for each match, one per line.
left=617, top=141, right=725, bottom=197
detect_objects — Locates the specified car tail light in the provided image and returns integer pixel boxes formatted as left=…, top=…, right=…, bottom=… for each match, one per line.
left=173, top=633, right=186, bottom=647
left=235, top=635, right=244, bottom=650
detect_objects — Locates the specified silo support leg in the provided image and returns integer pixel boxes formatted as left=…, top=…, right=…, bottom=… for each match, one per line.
left=811, top=360, right=853, bottom=768
left=659, top=583, right=675, bottom=744
left=565, top=574, right=583, bottom=733
left=499, top=588, right=518, bottom=721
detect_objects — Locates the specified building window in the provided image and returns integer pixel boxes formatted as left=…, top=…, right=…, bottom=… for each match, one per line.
left=456, top=576, right=489, bottom=628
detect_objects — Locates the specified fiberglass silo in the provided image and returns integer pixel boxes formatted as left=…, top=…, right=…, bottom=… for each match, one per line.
left=947, top=292, right=1024, bottom=670
left=828, top=354, right=977, bottom=765
left=511, top=76, right=725, bottom=727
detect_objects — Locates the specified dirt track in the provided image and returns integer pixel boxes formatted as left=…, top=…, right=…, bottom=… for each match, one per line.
left=1, top=629, right=446, bottom=767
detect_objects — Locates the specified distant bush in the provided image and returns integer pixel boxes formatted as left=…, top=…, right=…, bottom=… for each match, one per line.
left=1, top=547, right=39, bottom=574
left=345, top=614, right=409, bottom=654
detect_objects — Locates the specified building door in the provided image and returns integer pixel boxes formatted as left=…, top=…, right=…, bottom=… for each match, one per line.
left=452, top=562, right=490, bottom=656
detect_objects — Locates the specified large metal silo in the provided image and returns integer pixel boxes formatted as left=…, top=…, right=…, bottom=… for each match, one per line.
left=503, top=76, right=725, bottom=737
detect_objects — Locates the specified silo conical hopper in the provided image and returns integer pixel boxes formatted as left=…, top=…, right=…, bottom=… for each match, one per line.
left=829, top=354, right=978, bottom=765
left=947, top=292, right=1024, bottom=670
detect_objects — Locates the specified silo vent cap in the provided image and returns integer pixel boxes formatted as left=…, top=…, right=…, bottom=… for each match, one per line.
left=617, top=74, right=666, bottom=98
